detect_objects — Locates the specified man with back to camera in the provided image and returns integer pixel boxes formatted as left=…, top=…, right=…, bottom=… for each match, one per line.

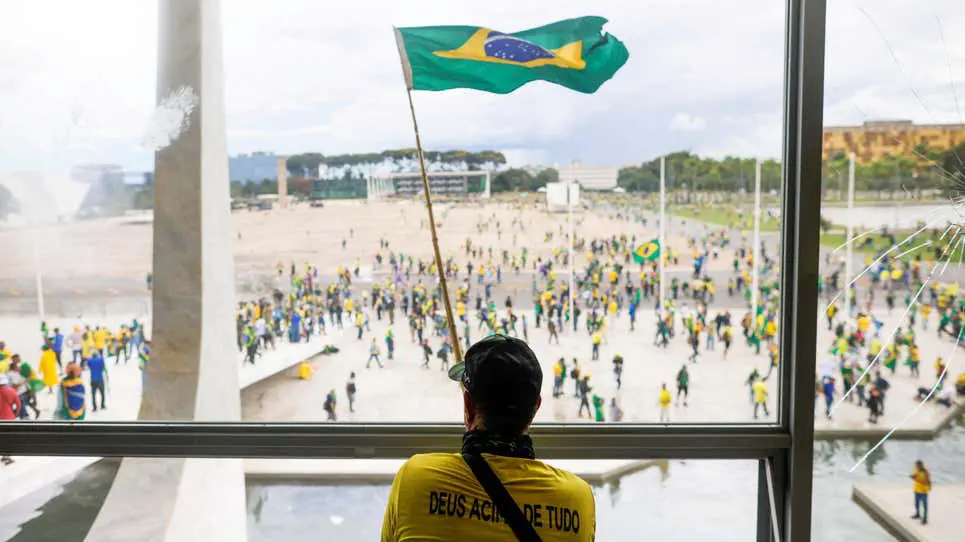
left=381, top=335, right=595, bottom=541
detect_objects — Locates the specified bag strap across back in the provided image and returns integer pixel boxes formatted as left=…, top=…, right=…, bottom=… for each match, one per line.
left=462, top=452, right=542, bottom=542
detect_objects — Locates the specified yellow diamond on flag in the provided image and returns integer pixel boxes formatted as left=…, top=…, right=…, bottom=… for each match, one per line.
left=633, top=239, right=661, bottom=263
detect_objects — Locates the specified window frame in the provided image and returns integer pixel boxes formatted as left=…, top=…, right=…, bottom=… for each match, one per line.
left=0, top=0, right=826, bottom=540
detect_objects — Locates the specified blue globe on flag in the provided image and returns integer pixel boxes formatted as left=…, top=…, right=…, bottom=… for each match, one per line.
left=483, top=32, right=555, bottom=63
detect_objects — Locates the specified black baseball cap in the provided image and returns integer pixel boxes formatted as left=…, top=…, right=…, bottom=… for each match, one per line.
left=448, top=335, right=543, bottom=410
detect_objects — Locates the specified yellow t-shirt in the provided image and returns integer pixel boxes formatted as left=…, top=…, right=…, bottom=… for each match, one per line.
left=382, top=453, right=595, bottom=542
left=752, top=381, right=768, bottom=403
left=93, top=329, right=108, bottom=349
left=658, top=389, right=671, bottom=407
left=912, top=468, right=931, bottom=494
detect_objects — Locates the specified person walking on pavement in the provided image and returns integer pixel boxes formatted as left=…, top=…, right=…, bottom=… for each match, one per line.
left=324, top=389, right=337, bottom=421
left=87, top=351, right=108, bottom=412
left=570, top=359, right=581, bottom=397
left=547, top=319, right=559, bottom=344
left=578, top=374, right=592, bottom=418
left=366, top=337, right=383, bottom=369
left=867, top=385, right=882, bottom=424
left=658, top=383, right=671, bottom=423
left=346, top=372, right=357, bottom=413
left=591, top=331, right=602, bottom=360
left=421, top=339, right=433, bottom=369
left=752, top=377, right=770, bottom=419
left=675, top=365, right=689, bottom=406
left=438, top=341, right=451, bottom=373
left=385, top=329, right=395, bottom=360
left=612, top=353, right=624, bottom=390
left=910, top=460, right=931, bottom=525
left=609, top=397, right=624, bottom=421
left=0, top=374, right=21, bottom=465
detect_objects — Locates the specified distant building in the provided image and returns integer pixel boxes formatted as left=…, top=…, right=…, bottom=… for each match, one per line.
left=229, top=152, right=282, bottom=182
left=558, top=161, right=619, bottom=190
left=822, top=120, right=965, bottom=164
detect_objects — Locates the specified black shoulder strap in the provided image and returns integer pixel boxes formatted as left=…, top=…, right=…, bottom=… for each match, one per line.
left=462, top=452, right=541, bottom=542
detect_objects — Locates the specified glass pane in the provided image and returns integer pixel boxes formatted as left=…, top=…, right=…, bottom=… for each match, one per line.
left=0, top=457, right=758, bottom=540
left=812, top=420, right=965, bottom=539
left=230, top=0, right=787, bottom=425
left=0, top=1, right=156, bottom=421
left=247, top=459, right=757, bottom=541
left=817, top=1, right=965, bottom=539
left=2, top=1, right=787, bottom=425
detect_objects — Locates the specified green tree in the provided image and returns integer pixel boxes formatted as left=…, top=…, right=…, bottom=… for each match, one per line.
left=534, top=168, right=559, bottom=186
left=492, top=169, right=536, bottom=193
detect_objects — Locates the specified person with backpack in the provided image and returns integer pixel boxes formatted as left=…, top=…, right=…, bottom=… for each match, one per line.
left=323, top=389, right=337, bottom=421
left=570, top=360, right=581, bottom=398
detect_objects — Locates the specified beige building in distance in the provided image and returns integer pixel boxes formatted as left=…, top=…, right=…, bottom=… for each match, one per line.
left=822, top=120, right=965, bottom=164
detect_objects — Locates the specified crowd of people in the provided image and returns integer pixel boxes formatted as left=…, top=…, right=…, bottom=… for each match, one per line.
left=0, top=321, right=150, bottom=465
left=5, top=199, right=965, bottom=444
left=237, top=200, right=965, bottom=428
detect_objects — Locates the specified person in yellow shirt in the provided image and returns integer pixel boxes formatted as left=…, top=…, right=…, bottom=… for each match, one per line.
left=81, top=332, right=94, bottom=366
left=910, top=460, right=931, bottom=525
left=92, top=326, right=108, bottom=356
left=919, top=304, right=931, bottom=330
left=752, top=378, right=769, bottom=419
left=0, top=342, right=11, bottom=374
left=591, top=331, right=602, bottom=361
left=658, top=383, right=671, bottom=423
left=764, top=320, right=777, bottom=344
left=39, top=344, right=59, bottom=393
left=381, top=336, right=595, bottom=542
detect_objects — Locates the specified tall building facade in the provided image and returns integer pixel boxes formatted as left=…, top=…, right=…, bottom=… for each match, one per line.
left=822, top=120, right=965, bottom=163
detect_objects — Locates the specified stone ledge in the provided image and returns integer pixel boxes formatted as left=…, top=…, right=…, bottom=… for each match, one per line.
left=853, top=484, right=965, bottom=542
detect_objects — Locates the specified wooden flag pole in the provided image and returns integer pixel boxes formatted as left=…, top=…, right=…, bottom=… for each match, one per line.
left=405, top=88, right=464, bottom=362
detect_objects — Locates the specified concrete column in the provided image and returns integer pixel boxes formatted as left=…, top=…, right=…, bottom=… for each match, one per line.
left=87, top=1, right=247, bottom=540
left=277, top=156, right=288, bottom=208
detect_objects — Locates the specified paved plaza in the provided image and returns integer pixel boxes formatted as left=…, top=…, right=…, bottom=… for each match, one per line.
left=243, top=307, right=963, bottom=433
left=853, top=484, right=965, bottom=542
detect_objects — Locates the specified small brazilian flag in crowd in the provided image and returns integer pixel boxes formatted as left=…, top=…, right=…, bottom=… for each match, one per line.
left=394, top=16, right=629, bottom=94
left=633, top=239, right=660, bottom=263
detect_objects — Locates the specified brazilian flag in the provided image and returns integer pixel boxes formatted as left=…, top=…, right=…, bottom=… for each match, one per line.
left=394, top=16, right=629, bottom=94
left=633, top=239, right=660, bottom=263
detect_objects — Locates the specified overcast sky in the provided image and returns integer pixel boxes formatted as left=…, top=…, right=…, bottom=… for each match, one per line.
left=0, top=0, right=963, bottom=174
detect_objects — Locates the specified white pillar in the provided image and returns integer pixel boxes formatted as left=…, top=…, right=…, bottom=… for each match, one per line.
left=658, top=157, right=666, bottom=310
left=484, top=171, right=491, bottom=199
left=567, top=163, right=576, bottom=334
left=751, top=159, right=762, bottom=321
left=87, top=1, right=247, bottom=540
left=844, top=153, right=856, bottom=315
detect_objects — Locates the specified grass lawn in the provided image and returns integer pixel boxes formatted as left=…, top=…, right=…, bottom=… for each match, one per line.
left=669, top=205, right=782, bottom=232
left=819, top=230, right=958, bottom=262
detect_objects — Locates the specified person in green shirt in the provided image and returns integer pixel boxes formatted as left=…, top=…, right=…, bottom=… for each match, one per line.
left=675, top=365, right=690, bottom=406
left=592, top=394, right=605, bottom=422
